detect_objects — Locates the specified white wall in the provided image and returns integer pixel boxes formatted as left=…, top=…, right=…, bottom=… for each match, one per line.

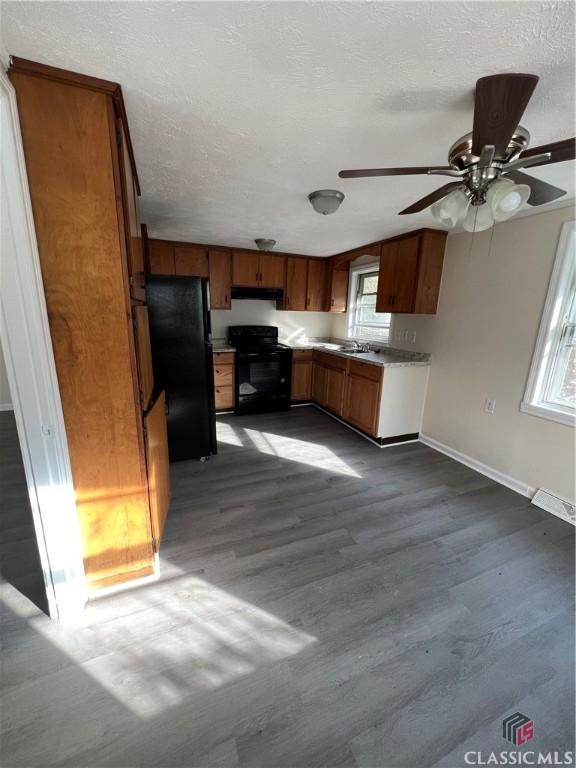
left=0, top=341, right=13, bottom=409
left=212, top=299, right=333, bottom=343
left=420, top=206, right=575, bottom=502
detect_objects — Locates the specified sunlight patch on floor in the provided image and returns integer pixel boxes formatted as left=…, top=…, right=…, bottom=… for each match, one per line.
left=216, top=421, right=244, bottom=446
left=243, top=428, right=361, bottom=477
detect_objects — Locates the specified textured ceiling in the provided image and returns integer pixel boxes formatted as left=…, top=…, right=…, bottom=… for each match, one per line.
left=1, top=1, right=574, bottom=256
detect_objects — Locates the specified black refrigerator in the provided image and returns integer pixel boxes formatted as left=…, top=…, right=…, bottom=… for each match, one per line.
left=146, top=276, right=217, bottom=462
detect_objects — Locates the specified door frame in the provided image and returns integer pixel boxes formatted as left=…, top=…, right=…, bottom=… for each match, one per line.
left=0, top=68, right=86, bottom=619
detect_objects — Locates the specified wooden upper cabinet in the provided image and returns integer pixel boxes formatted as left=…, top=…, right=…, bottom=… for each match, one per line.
left=148, top=239, right=175, bottom=275
left=259, top=253, right=285, bottom=289
left=376, top=232, right=446, bottom=314
left=117, top=120, right=145, bottom=301
left=285, top=257, right=308, bottom=311
left=306, top=258, right=327, bottom=311
left=208, top=249, right=232, bottom=309
left=329, top=267, right=349, bottom=313
left=232, top=251, right=260, bottom=287
left=144, top=390, right=171, bottom=548
left=133, top=305, right=154, bottom=411
left=174, top=245, right=209, bottom=277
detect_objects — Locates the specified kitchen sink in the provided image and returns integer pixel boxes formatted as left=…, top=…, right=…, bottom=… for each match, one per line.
left=338, top=347, right=371, bottom=354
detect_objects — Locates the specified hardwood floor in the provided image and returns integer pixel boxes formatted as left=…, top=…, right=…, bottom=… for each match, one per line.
left=1, top=407, right=574, bottom=767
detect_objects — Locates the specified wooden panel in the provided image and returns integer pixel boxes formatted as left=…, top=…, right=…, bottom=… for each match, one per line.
left=133, top=305, right=154, bottom=411
left=144, top=391, right=170, bottom=548
left=306, top=259, right=327, bottom=311
left=259, top=253, right=285, bottom=289
left=213, top=365, right=234, bottom=387
left=329, top=267, right=349, bottom=313
left=148, top=240, right=175, bottom=275
left=291, top=361, right=312, bottom=401
left=348, top=358, right=383, bottom=382
left=215, top=386, right=234, bottom=410
left=10, top=71, right=154, bottom=588
left=315, top=350, right=347, bottom=371
left=292, top=349, right=313, bottom=362
left=174, top=245, right=209, bottom=277
left=117, top=120, right=145, bottom=301
left=413, top=230, right=446, bottom=314
left=232, top=251, right=259, bottom=287
left=343, top=373, right=381, bottom=436
left=285, top=257, right=308, bottom=311
left=376, top=237, right=419, bottom=313
left=325, top=366, right=345, bottom=415
left=208, top=249, right=232, bottom=309
left=311, top=362, right=327, bottom=406
left=213, top=351, right=235, bottom=365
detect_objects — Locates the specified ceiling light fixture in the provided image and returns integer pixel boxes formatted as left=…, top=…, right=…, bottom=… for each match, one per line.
left=487, top=178, right=531, bottom=222
left=431, top=178, right=531, bottom=232
left=308, top=189, right=345, bottom=215
left=254, top=238, right=277, bottom=251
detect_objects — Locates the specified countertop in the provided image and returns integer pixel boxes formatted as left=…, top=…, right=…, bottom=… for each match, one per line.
left=212, top=339, right=430, bottom=368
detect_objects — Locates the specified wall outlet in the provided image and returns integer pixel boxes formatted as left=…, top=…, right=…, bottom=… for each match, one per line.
left=484, top=398, right=496, bottom=415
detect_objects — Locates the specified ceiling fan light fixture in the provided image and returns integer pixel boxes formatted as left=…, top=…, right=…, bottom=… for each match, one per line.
left=488, top=179, right=531, bottom=221
left=463, top=202, right=494, bottom=232
left=431, top=188, right=469, bottom=229
left=308, top=189, right=345, bottom=215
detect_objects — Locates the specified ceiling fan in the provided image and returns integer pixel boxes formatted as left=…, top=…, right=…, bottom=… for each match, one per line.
left=338, top=74, right=575, bottom=231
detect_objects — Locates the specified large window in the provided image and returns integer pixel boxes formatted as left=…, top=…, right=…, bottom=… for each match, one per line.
left=521, top=221, right=575, bottom=426
left=348, top=268, right=391, bottom=343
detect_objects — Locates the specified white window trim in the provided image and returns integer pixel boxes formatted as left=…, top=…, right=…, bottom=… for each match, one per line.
left=520, top=220, right=575, bottom=428
left=347, top=260, right=393, bottom=344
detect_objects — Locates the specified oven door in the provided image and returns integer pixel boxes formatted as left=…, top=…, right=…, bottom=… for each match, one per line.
left=236, top=351, right=292, bottom=413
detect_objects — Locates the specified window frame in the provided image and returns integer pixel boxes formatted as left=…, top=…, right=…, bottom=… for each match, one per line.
left=346, top=262, right=392, bottom=344
left=520, top=220, right=576, bottom=427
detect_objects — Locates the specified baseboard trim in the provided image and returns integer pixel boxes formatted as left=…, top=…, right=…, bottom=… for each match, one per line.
left=311, top=404, right=419, bottom=449
left=0, top=403, right=14, bottom=411
left=419, top=433, right=536, bottom=499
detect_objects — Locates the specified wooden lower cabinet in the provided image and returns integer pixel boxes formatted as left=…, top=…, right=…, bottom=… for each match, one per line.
left=325, top=366, right=346, bottom=414
left=144, top=391, right=171, bottom=548
left=342, top=369, right=382, bottom=437
left=291, top=350, right=312, bottom=401
left=213, top=351, right=235, bottom=410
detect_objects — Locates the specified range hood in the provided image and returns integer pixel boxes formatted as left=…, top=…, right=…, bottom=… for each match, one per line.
left=231, top=287, right=284, bottom=301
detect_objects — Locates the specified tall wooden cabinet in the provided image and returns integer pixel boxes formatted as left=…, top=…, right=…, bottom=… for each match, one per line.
left=10, top=58, right=170, bottom=591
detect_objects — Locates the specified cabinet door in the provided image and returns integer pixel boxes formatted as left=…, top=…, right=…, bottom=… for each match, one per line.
left=376, top=237, right=419, bottom=313
left=291, top=360, right=312, bottom=401
left=232, top=251, right=259, bottom=287
left=144, top=391, right=171, bottom=548
left=307, top=259, right=327, bottom=311
left=413, top=230, right=446, bottom=314
left=329, top=268, right=349, bottom=313
left=285, top=257, right=308, bottom=311
left=148, top=240, right=175, bottom=274
left=311, top=363, right=327, bottom=405
left=133, top=305, right=154, bottom=411
left=343, top=373, right=381, bottom=436
left=174, top=245, right=209, bottom=277
left=259, top=253, right=285, bottom=289
left=117, top=121, right=145, bottom=301
left=209, top=249, right=232, bottom=309
left=325, top=366, right=345, bottom=415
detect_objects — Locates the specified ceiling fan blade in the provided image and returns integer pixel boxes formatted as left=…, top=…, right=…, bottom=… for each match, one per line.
left=505, top=170, right=566, bottom=206
left=519, top=137, right=576, bottom=168
left=339, top=166, right=453, bottom=178
left=399, top=182, right=463, bottom=215
left=472, top=73, right=539, bottom=158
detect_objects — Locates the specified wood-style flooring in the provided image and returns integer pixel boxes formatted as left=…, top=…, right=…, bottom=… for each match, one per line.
left=1, top=406, right=574, bottom=767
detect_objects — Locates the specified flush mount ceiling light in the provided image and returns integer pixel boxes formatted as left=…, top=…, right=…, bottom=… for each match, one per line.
left=254, top=238, right=277, bottom=251
left=308, top=189, right=345, bottom=215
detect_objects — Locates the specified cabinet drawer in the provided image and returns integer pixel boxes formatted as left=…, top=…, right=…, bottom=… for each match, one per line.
left=213, top=365, right=233, bottom=386
left=349, top=359, right=383, bottom=382
left=215, top=386, right=234, bottom=410
left=314, top=350, right=347, bottom=370
left=213, top=351, right=235, bottom=365
left=292, top=349, right=313, bottom=362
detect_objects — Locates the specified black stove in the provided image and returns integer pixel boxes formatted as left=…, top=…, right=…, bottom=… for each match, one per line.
left=228, top=326, right=292, bottom=414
